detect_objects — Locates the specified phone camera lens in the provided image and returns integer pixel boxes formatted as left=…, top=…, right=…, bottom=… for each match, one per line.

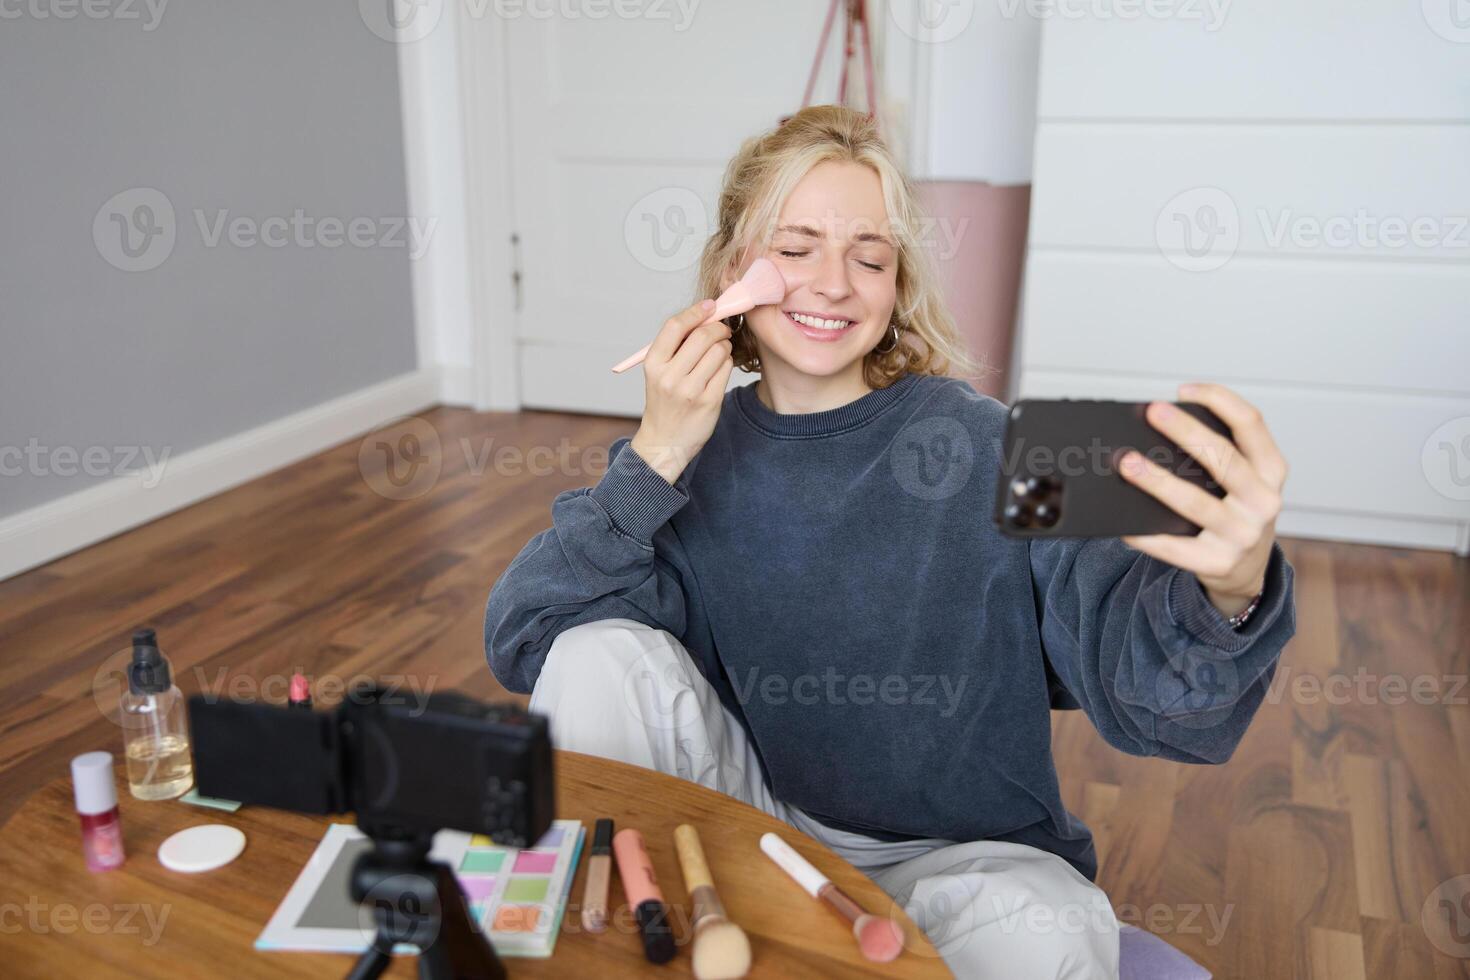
left=1004, top=503, right=1032, bottom=528
left=1034, top=503, right=1059, bottom=528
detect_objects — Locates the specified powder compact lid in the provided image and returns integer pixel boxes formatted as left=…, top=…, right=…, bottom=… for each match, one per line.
left=158, top=824, right=247, bottom=873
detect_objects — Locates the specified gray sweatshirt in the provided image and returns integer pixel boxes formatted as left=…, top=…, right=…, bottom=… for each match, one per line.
left=484, top=372, right=1296, bottom=879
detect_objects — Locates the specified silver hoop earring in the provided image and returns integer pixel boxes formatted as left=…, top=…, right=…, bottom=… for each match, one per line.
left=730, top=313, right=745, bottom=334
left=875, top=322, right=901, bottom=354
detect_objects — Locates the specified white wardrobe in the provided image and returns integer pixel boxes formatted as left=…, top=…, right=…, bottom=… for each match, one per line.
left=1016, top=3, right=1470, bottom=553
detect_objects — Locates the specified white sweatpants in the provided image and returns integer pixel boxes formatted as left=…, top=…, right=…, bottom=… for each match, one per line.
left=528, top=619, right=1121, bottom=980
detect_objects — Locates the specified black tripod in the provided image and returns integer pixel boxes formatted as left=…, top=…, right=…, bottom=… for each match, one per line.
left=345, top=826, right=506, bottom=980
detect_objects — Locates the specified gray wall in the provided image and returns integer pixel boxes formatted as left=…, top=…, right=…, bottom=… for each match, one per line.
left=0, top=1, right=419, bottom=519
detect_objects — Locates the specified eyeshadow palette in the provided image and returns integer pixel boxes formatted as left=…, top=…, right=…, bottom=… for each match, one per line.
left=452, top=820, right=585, bottom=956
left=256, top=820, right=585, bottom=959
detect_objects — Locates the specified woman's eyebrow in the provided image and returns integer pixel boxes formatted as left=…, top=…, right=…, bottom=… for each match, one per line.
left=774, top=224, right=896, bottom=248
left=853, top=231, right=896, bottom=248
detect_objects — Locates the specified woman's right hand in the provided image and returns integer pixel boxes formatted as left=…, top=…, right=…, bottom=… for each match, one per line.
left=628, top=299, right=735, bottom=485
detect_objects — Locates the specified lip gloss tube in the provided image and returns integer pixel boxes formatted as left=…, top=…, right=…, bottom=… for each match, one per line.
left=72, top=751, right=125, bottom=872
left=613, top=828, right=676, bottom=963
left=581, top=818, right=614, bottom=933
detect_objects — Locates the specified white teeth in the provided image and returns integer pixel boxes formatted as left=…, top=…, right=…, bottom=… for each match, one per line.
left=789, top=312, right=852, bottom=330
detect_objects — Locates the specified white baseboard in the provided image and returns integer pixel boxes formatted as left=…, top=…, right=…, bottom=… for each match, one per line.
left=437, top=364, right=478, bottom=407
left=1278, top=507, right=1469, bottom=556
left=12, top=365, right=1458, bottom=584
left=0, top=368, right=443, bottom=582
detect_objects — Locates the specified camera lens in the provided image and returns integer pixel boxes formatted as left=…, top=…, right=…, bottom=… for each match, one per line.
left=1035, top=503, right=1059, bottom=528
left=1004, top=503, right=1032, bottom=528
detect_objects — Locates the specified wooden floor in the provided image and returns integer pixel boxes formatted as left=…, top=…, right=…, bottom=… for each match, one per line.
left=1, top=405, right=1466, bottom=979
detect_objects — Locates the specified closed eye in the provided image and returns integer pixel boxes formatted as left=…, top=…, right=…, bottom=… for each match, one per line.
left=780, top=249, right=885, bottom=271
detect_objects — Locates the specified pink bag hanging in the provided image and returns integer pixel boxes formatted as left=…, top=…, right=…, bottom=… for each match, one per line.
left=783, top=0, right=879, bottom=132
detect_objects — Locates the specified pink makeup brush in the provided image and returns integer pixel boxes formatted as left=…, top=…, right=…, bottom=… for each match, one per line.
left=611, top=258, right=786, bottom=374
left=760, top=832, right=904, bottom=963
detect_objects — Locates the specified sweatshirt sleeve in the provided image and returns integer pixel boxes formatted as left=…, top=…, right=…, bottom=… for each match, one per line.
left=1028, top=535, right=1296, bottom=763
left=484, top=437, right=692, bottom=693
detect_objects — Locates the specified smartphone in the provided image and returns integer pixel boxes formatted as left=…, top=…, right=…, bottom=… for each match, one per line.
left=993, top=399, right=1231, bottom=538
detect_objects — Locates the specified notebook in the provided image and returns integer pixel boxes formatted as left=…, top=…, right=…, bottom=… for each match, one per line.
left=256, top=820, right=585, bottom=958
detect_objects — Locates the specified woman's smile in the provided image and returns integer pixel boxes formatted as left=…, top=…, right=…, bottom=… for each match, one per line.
left=782, top=308, right=859, bottom=342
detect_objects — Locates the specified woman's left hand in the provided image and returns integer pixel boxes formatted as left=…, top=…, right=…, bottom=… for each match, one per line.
left=1118, top=382, right=1289, bottom=619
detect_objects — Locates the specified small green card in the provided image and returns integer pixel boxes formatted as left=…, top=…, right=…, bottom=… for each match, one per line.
left=180, top=788, right=242, bottom=812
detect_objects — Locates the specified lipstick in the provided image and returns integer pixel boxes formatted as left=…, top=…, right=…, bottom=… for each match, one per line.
left=288, top=672, right=312, bottom=709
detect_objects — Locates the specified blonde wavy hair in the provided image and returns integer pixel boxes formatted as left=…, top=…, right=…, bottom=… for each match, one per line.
left=695, top=105, right=981, bottom=389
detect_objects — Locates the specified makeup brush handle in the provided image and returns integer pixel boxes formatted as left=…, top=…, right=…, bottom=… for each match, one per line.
left=611, top=342, right=652, bottom=374
left=610, top=309, right=727, bottom=374
left=707, top=285, right=753, bottom=324
left=760, top=832, right=829, bottom=897
left=674, top=824, right=714, bottom=891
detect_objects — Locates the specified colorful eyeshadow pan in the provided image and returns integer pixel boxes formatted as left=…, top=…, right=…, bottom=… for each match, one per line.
left=459, top=876, right=498, bottom=902
left=503, top=877, right=550, bottom=903
left=493, top=905, right=542, bottom=932
left=512, top=851, right=557, bottom=874
left=460, top=850, right=506, bottom=873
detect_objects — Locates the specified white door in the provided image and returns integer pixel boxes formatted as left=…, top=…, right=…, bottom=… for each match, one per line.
left=500, top=3, right=845, bottom=416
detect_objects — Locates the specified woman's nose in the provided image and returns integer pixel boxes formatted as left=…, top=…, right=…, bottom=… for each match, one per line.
left=809, top=251, right=853, bottom=302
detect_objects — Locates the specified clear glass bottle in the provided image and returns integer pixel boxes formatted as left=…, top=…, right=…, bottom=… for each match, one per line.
left=120, top=628, right=194, bottom=800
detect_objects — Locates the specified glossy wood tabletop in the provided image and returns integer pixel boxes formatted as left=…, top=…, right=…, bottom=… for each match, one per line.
left=0, top=750, right=950, bottom=979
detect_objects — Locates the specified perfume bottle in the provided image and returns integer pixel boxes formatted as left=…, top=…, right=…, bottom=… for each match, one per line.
left=120, top=628, right=194, bottom=800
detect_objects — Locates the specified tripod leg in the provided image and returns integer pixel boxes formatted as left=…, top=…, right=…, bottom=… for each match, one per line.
left=348, top=842, right=504, bottom=980
left=420, top=864, right=505, bottom=980
left=346, top=938, right=394, bottom=980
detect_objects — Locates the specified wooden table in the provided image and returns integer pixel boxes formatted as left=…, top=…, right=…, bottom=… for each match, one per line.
left=0, top=751, right=949, bottom=978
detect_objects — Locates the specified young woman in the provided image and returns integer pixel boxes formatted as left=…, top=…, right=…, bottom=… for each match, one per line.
left=485, top=106, right=1295, bottom=977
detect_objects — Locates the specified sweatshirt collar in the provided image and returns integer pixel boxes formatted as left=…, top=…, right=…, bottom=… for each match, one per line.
left=735, top=372, right=922, bottom=438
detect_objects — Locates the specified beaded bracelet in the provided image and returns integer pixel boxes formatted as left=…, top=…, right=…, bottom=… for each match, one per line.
left=1228, top=590, right=1265, bottom=631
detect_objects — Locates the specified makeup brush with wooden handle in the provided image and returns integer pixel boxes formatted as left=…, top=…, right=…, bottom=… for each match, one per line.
left=675, top=824, right=752, bottom=979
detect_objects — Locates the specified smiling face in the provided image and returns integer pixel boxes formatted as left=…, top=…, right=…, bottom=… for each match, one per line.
left=734, top=160, right=899, bottom=386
